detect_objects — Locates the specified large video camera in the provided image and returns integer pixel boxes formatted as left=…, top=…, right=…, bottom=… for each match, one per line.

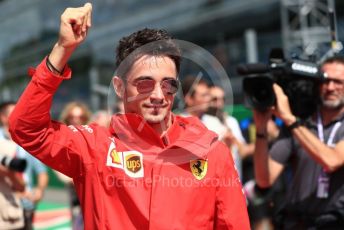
left=0, top=153, right=27, bottom=172
left=237, top=49, right=324, bottom=119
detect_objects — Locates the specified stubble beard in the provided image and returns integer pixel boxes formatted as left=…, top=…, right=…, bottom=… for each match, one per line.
left=143, top=108, right=169, bottom=124
left=321, top=96, right=344, bottom=110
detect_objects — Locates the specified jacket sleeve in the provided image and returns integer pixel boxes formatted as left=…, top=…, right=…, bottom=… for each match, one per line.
left=9, top=58, right=93, bottom=179
left=213, top=142, right=251, bottom=229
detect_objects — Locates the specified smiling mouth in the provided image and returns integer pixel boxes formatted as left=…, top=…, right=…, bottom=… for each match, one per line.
left=143, top=104, right=167, bottom=109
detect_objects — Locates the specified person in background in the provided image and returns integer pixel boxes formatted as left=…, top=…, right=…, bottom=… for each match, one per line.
left=0, top=102, right=48, bottom=230
left=181, top=75, right=227, bottom=138
left=207, top=85, right=254, bottom=179
left=253, top=55, right=344, bottom=229
left=207, top=85, right=281, bottom=230
left=0, top=102, right=26, bottom=230
left=57, top=101, right=91, bottom=230
left=59, top=101, right=92, bottom=127
left=19, top=144, right=49, bottom=230
left=245, top=116, right=283, bottom=230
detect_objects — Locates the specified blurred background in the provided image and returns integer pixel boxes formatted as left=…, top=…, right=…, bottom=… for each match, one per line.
left=1, top=0, right=343, bottom=115
left=0, top=0, right=343, bottom=229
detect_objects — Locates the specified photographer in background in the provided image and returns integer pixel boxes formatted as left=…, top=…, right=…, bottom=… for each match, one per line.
left=0, top=102, right=48, bottom=230
left=0, top=102, right=25, bottom=229
left=253, top=56, right=344, bottom=229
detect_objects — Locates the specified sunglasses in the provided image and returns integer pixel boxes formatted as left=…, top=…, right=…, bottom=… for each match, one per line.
left=131, top=78, right=179, bottom=95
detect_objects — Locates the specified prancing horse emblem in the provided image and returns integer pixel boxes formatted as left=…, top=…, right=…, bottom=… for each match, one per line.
left=190, top=159, right=208, bottom=180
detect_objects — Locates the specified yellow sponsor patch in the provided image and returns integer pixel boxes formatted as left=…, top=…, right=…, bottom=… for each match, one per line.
left=106, top=142, right=123, bottom=169
left=190, top=159, right=208, bottom=180
left=111, top=149, right=122, bottom=165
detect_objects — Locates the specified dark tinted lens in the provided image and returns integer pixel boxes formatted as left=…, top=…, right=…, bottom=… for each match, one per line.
left=161, top=79, right=178, bottom=94
left=136, top=79, right=155, bottom=94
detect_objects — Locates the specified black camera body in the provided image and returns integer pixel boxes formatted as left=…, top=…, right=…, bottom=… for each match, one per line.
left=238, top=49, right=324, bottom=119
left=0, top=153, right=27, bottom=172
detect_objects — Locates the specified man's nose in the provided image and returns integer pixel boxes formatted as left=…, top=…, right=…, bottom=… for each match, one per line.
left=150, top=83, right=165, bottom=99
left=326, top=80, right=337, bottom=90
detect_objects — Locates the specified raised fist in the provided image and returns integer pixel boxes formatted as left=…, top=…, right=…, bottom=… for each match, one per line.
left=57, top=3, right=92, bottom=49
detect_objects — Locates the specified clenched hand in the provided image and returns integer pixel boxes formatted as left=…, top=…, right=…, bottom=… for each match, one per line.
left=58, top=3, right=92, bottom=49
left=49, top=3, right=92, bottom=73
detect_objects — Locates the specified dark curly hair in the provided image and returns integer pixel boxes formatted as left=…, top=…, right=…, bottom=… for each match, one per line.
left=115, top=28, right=181, bottom=78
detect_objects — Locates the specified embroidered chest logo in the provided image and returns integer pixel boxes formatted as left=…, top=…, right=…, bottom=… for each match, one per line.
left=123, top=151, right=144, bottom=178
left=106, top=142, right=123, bottom=168
left=125, top=155, right=141, bottom=173
left=111, top=149, right=122, bottom=165
left=190, top=159, right=208, bottom=180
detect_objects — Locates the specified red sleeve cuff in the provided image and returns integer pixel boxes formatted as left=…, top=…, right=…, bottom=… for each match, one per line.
left=28, top=57, right=72, bottom=92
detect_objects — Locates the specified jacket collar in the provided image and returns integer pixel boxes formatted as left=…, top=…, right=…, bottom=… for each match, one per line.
left=109, top=113, right=218, bottom=159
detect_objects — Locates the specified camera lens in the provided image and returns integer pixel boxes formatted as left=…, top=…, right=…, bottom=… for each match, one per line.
left=243, top=75, right=275, bottom=111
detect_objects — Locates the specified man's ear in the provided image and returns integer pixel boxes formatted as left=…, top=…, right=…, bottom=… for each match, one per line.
left=112, top=76, right=124, bottom=98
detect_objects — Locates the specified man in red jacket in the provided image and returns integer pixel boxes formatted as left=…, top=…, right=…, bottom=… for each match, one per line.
left=9, top=3, right=250, bottom=229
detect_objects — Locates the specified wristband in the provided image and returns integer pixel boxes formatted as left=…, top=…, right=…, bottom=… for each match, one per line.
left=254, top=184, right=271, bottom=196
left=46, top=54, right=64, bottom=75
left=287, top=117, right=303, bottom=130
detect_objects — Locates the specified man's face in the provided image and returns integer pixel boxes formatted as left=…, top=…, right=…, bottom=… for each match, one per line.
left=121, top=55, right=178, bottom=124
left=209, top=87, right=225, bottom=109
left=187, top=83, right=210, bottom=114
left=67, top=106, right=86, bottom=126
left=320, top=62, right=344, bottom=109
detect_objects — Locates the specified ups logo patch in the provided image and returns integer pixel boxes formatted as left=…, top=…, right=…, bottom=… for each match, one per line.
left=123, top=151, right=144, bottom=178
left=125, top=155, right=142, bottom=173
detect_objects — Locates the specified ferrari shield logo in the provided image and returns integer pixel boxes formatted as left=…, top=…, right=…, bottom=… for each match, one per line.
left=190, top=159, right=208, bottom=180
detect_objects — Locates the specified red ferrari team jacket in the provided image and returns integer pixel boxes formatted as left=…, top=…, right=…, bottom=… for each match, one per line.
left=9, top=59, right=250, bottom=229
